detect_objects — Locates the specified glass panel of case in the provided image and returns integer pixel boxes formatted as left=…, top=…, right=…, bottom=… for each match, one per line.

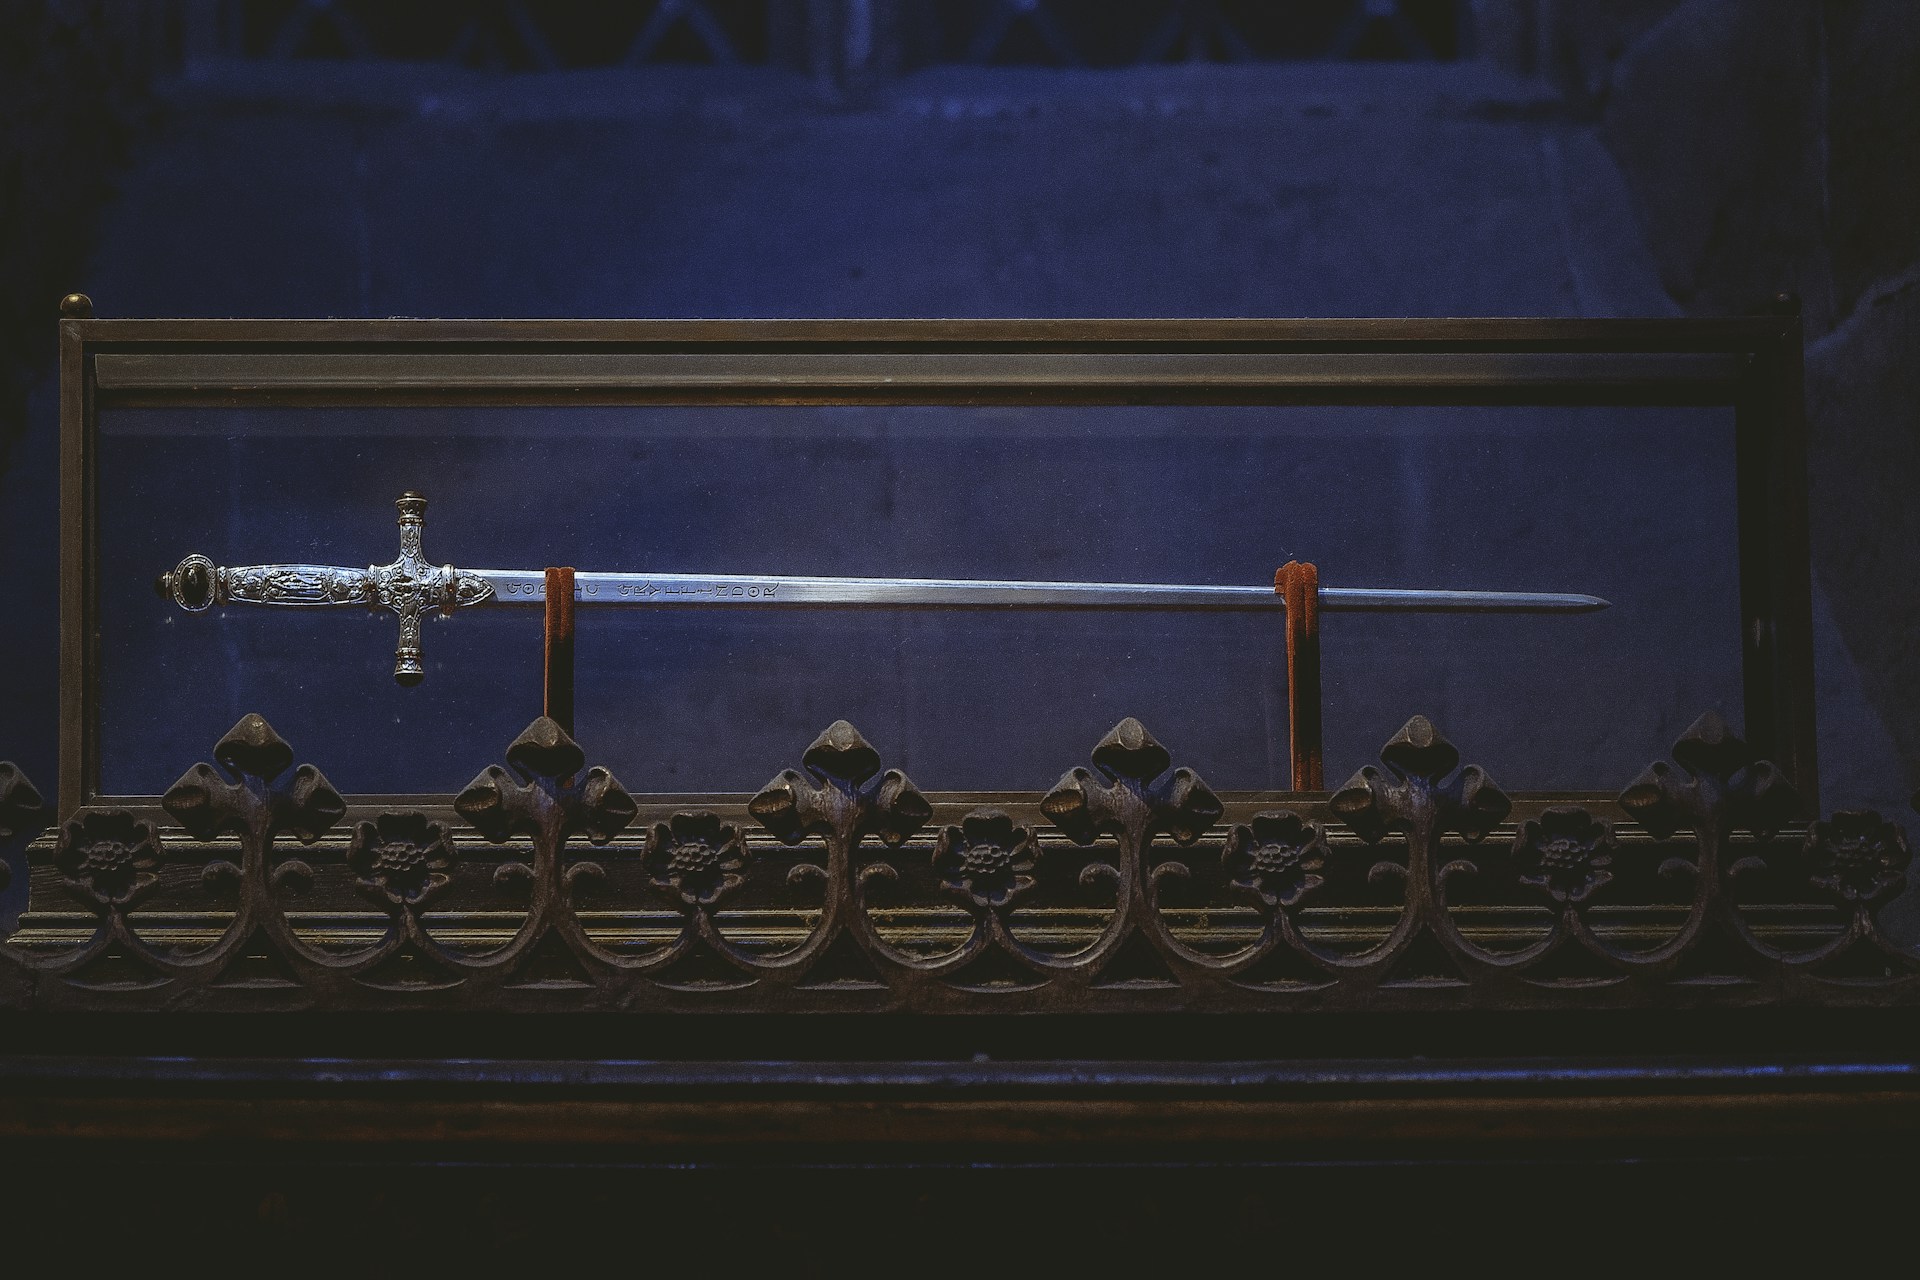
left=97, top=402, right=1742, bottom=795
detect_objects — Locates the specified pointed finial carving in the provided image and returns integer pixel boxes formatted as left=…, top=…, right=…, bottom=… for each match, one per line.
left=1330, top=716, right=1509, bottom=843
left=749, top=720, right=930, bottom=848
left=162, top=714, right=345, bottom=844
left=1042, top=718, right=1221, bottom=845
left=1617, top=712, right=1798, bottom=839
left=456, top=717, right=635, bottom=845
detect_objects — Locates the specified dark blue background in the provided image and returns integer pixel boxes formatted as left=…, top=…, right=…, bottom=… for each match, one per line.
left=2, top=19, right=1911, bottom=932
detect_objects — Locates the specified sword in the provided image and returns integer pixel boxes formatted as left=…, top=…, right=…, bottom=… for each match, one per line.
left=156, top=493, right=1610, bottom=686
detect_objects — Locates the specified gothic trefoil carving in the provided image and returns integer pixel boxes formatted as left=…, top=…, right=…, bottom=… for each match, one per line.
left=2, top=709, right=1917, bottom=1011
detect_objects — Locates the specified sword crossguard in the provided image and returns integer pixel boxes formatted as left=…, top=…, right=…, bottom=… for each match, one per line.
left=155, top=493, right=494, bottom=686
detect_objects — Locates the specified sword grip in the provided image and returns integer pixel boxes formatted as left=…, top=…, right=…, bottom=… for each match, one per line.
left=157, top=556, right=374, bottom=611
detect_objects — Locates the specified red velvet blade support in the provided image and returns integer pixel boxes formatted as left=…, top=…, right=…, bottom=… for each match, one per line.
left=1274, top=560, right=1324, bottom=791
left=543, top=567, right=575, bottom=734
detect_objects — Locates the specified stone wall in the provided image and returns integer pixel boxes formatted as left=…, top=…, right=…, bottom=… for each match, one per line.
left=1544, top=0, right=1920, bottom=782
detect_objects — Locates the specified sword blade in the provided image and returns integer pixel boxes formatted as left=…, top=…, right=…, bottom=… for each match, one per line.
left=471, top=569, right=1608, bottom=613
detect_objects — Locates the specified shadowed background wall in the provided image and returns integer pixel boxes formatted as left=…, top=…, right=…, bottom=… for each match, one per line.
left=2, top=1, right=1914, bottom=934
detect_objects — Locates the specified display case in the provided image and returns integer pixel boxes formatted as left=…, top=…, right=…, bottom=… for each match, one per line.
left=4, top=301, right=1912, bottom=1158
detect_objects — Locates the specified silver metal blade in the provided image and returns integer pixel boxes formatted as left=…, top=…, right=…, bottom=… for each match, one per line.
left=472, top=569, right=1609, bottom=613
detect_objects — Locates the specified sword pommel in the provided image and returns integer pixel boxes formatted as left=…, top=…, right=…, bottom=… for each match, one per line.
left=156, top=554, right=219, bottom=611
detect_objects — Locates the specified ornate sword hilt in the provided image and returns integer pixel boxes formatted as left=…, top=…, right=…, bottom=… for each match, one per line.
left=155, top=493, right=494, bottom=686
